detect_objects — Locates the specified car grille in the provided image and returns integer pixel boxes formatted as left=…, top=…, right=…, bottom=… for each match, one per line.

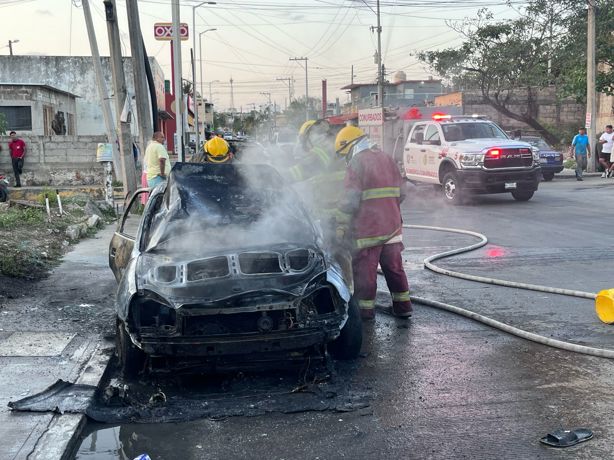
left=187, top=256, right=230, bottom=281
left=484, top=148, right=533, bottom=169
left=182, top=309, right=296, bottom=335
left=239, top=252, right=282, bottom=274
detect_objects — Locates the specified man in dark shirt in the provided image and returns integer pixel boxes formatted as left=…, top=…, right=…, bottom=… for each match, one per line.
left=8, top=131, right=26, bottom=187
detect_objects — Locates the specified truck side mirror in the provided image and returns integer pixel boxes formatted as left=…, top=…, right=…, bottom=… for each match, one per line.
left=415, top=132, right=424, bottom=144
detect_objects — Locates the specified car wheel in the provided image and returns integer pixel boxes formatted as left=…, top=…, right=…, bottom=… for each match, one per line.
left=0, top=188, right=7, bottom=203
left=542, top=172, right=555, bottom=181
left=116, top=318, right=146, bottom=378
left=511, top=190, right=534, bottom=201
left=328, top=297, right=363, bottom=360
left=442, top=171, right=464, bottom=205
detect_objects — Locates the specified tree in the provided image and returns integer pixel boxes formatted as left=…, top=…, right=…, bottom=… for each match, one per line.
left=0, top=113, right=6, bottom=135
left=418, top=1, right=609, bottom=145
left=282, top=96, right=322, bottom=129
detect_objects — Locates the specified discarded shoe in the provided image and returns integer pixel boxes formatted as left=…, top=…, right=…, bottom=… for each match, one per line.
left=540, top=428, right=593, bottom=448
left=360, top=309, right=375, bottom=321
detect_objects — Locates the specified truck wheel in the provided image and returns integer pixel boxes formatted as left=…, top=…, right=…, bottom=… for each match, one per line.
left=442, top=171, right=464, bottom=205
left=542, top=172, right=555, bottom=181
left=116, top=318, right=146, bottom=378
left=328, top=298, right=362, bottom=360
left=511, top=190, right=534, bottom=201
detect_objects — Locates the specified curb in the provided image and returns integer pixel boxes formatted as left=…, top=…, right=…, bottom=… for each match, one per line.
left=28, top=340, right=113, bottom=460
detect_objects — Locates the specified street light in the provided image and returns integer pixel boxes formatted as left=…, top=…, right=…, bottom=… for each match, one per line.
left=199, top=28, right=217, bottom=136
left=7, top=39, right=19, bottom=56
left=192, top=1, right=216, bottom=152
left=208, top=80, right=220, bottom=130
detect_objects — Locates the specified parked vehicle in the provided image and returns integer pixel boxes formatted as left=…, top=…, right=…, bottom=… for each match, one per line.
left=402, top=114, right=541, bottom=204
left=520, top=136, right=564, bottom=181
left=109, top=162, right=361, bottom=377
left=0, top=175, right=9, bottom=202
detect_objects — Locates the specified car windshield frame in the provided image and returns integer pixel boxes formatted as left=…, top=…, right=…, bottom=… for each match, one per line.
left=441, top=122, right=508, bottom=142
left=522, top=137, right=552, bottom=150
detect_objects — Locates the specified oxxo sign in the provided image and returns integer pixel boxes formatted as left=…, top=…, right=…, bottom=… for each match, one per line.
left=154, top=22, right=189, bottom=41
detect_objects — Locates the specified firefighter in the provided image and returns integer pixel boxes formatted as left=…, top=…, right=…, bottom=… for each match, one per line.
left=203, top=136, right=233, bottom=163
left=335, top=126, right=412, bottom=320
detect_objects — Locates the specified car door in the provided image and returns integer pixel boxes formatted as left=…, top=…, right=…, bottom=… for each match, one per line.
left=109, top=190, right=149, bottom=282
left=422, top=124, right=443, bottom=184
left=404, top=123, right=426, bottom=181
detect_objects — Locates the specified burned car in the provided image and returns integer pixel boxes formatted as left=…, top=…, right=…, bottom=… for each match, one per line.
left=109, top=163, right=361, bottom=376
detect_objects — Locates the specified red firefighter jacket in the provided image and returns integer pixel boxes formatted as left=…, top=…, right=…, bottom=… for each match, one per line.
left=337, top=148, right=405, bottom=249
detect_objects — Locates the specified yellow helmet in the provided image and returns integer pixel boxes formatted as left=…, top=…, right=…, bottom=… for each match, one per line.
left=205, top=137, right=230, bottom=163
left=298, top=120, right=317, bottom=138
left=335, top=125, right=366, bottom=156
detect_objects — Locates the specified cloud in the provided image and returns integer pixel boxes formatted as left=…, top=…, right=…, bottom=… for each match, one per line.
left=35, top=9, right=54, bottom=16
left=289, top=14, right=305, bottom=21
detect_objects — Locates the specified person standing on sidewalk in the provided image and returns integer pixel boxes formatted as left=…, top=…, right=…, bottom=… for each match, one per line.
left=335, top=126, right=412, bottom=321
left=570, top=128, right=591, bottom=181
left=144, top=131, right=171, bottom=188
left=8, top=131, right=26, bottom=187
left=598, top=125, right=614, bottom=178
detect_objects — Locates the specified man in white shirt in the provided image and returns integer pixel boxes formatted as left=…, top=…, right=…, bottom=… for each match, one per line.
left=598, top=124, right=614, bottom=177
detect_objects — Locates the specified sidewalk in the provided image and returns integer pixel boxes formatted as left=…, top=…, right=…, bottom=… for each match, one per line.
left=557, top=168, right=602, bottom=179
left=0, top=224, right=117, bottom=460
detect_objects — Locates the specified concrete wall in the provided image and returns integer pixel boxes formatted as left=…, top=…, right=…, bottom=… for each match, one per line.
left=0, top=85, right=77, bottom=136
left=0, top=135, right=106, bottom=186
left=0, top=56, right=165, bottom=137
left=460, top=88, right=584, bottom=139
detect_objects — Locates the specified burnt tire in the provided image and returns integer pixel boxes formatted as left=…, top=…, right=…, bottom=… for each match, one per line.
left=328, top=298, right=362, bottom=360
left=0, top=188, right=7, bottom=203
left=442, top=171, right=465, bottom=205
left=511, top=190, right=534, bottom=201
left=542, top=172, right=555, bottom=181
left=116, top=318, right=146, bottom=378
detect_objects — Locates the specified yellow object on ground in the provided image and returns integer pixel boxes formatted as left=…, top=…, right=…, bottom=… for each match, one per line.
left=595, top=289, right=614, bottom=324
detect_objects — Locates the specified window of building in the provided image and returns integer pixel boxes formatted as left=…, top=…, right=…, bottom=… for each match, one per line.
left=43, top=105, right=54, bottom=135
left=0, top=106, right=32, bottom=131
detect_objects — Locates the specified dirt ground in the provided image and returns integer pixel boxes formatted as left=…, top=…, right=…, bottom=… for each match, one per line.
left=0, top=196, right=115, bottom=305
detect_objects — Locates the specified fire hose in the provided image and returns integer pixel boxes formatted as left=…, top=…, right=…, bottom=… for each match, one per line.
left=385, top=224, right=614, bottom=359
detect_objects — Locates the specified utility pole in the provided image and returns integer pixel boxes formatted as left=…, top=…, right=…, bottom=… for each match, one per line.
left=126, top=0, right=153, bottom=157
left=276, top=77, right=292, bottom=108
left=351, top=64, right=354, bottom=85
left=172, top=0, right=185, bottom=161
left=375, top=0, right=383, bottom=107
left=587, top=0, right=596, bottom=172
left=103, top=0, right=137, bottom=198
left=82, top=0, right=120, bottom=173
left=198, top=29, right=216, bottom=140
left=230, top=77, right=235, bottom=112
left=8, top=39, right=19, bottom=56
left=290, top=57, right=309, bottom=121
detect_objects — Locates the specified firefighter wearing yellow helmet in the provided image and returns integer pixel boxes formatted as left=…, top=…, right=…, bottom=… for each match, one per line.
left=204, top=136, right=233, bottom=163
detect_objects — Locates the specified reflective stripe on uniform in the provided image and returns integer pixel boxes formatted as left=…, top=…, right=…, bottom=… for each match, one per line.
left=312, top=146, right=332, bottom=167
left=361, top=186, right=401, bottom=201
left=289, top=165, right=303, bottom=182
left=335, top=209, right=352, bottom=224
left=358, top=299, right=375, bottom=310
left=355, top=227, right=402, bottom=249
left=391, top=291, right=411, bottom=302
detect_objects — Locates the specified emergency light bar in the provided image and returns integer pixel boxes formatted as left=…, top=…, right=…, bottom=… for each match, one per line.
left=432, top=113, right=452, bottom=121
left=431, top=113, right=488, bottom=121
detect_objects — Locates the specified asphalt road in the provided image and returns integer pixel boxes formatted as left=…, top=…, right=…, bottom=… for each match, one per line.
left=75, top=177, right=614, bottom=460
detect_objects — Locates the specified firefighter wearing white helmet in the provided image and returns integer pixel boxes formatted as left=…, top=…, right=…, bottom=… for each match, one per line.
left=335, top=125, right=412, bottom=321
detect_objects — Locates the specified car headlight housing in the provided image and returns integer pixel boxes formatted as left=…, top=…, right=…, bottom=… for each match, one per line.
left=459, top=153, right=483, bottom=167
left=138, top=254, right=179, bottom=285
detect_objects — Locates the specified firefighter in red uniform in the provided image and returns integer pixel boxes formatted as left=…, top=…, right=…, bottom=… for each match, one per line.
left=335, top=126, right=412, bottom=320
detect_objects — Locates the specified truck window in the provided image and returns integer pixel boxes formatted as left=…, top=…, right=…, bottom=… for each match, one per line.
left=410, top=125, right=425, bottom=144
left=424, top=124, right=441, bottom=145
left=442, top=122, right=508, bottom=141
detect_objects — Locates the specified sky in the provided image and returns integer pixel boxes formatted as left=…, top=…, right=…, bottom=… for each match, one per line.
left=0, top=0, right=527, bottom=111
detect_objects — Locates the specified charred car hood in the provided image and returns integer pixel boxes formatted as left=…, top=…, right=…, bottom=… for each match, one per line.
left=134, top=163, right=330, bottom=306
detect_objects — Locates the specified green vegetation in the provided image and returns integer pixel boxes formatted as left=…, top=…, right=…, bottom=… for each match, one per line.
left=0, top=113, right=7, bottom=135
left=0, top=207, right=45, bottom=229
left=419, top=0, right=614, bottom=145
left=36, top=188, right=59, bottom=207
